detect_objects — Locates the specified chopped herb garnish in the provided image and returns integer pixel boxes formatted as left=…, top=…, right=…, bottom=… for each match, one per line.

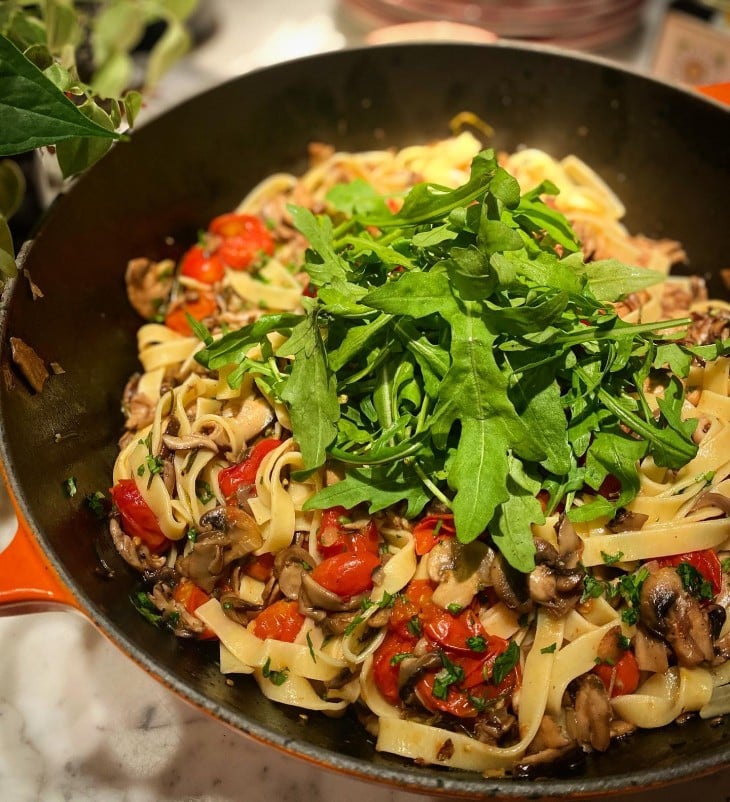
left=446, top=603, right=463, bottom=615
left=722, top=557, right=730, bottom=573
left=306, top=632, right=317, bottom=663
left=677, top=562, right=714, bottom=601
left=196, top=480, right=215, bottom=504
left=262, top=657, right=288, bottom=685
left=491, top=641, right=520, bottom=686
left=130, top=591, right=162, bottom=626
left=467, top=692, right=487, bottom=712
left=85, top=490, right=106, bottom=518
left=432, top=651, right=465, bottom=699
left=601, top=550, right=624, bottom=565
left=617, top=633, right=631, bottom=650
left=343, top=615, right=365, bottom=637
left=63, top=476, right=77, bottom=497
left=540, top=642, right=557, bottom=654
left=406, top=616, right=422, bottom=638
left=187, top=527, right=199, bottom=542
left=581, top=573, right=606, bottom=602
left=466, top=635, right=487, bottom=652
left=390, top=652, right=414, bottom=666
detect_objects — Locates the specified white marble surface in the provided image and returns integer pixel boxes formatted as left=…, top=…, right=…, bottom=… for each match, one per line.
left=5, top=2, right=730, bottom=800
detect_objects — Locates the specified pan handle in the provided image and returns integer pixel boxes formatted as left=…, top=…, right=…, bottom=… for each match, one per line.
left=0, top=511, right=79, bottom=615
left=698, top=82, right=730, bottom=105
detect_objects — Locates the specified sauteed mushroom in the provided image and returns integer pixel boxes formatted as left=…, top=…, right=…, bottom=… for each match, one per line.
left=177, top=506, right=263, bottom=593
left=569, top=674, right=612, bottom=752
left=639, top=567, right=714, bottom=666
left=108, top=517, right=166, bottom=573
left=274, top=545, right=316, bottom=600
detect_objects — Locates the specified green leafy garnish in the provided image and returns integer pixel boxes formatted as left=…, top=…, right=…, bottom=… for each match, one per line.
left=195, top=148, right=718, bottom=574
left=677, top=562, right=714, bottom=601
left=466, top=635, right=487, bottom=652
left=540, top=642, right=557, bottom=654
left=491, top=641, right=520, bottom=685
left=432, top=651, right=465, bottom=699
left=63, top=476, right=77, bottom=497
left=130, top=591, right=162, bottom=626
left=262, top=657, right=288, bottom=686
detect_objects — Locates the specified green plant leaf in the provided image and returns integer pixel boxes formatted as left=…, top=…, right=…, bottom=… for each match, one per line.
left=55, top=97, right=117, bottom=177
left=0, top=159, right=25, bottom=219
left=0, top=33, right=120, bottom=157
left=145, top=20, right=190, bottom=88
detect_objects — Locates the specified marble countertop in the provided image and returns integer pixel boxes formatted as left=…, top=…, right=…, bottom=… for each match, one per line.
left=4, top=1, right=730, bottom=800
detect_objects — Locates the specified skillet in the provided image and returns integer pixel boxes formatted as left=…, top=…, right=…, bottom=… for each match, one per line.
left=1, top=42, right=730, bottom=798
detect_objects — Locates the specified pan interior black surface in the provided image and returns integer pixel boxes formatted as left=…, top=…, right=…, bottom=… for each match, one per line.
left=1, top=42, right=730, bottom=798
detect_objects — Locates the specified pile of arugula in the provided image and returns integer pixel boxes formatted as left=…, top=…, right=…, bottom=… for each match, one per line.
left=195, top=149, right=727, bottom=573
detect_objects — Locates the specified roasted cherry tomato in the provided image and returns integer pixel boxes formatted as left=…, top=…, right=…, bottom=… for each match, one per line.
left=412, top=513, right=456, bottom=556
left=594, top=650, right=640, bottom=697
left=389, top=579, right=434, bottom=640
left=173, top=578, right=216, bottom=639
left=209, top=213, right=274, bottom=269
left=164, top=293, right=217, bottom=336
left=421, top=604, right=491, bottom=654
left=218, top=438, right=283, bottom=500
left=415, top=644, right=520, bottom=719
left=179, top=244, right=225, bottom=284
left=244, top=551, right=275, bottom=582
left=656, top=549, right=723, bottom=597
left=316, top=507, right=380, bottom=558
left=373, top=632, right=414, bottom=705
left=110, top=479, right=169, bottom=552
left=252, top=599, right=305, bottom=642
left=310, top=550, right=381, bottom=597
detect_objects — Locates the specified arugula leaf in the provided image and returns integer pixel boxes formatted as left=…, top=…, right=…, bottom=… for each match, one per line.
left=578, top=259, right=664, bottom=302
left=279, top=315, right=339, bottom=469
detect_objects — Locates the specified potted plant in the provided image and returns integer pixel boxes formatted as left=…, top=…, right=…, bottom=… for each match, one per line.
left=0, top=0, right=201, bottom=281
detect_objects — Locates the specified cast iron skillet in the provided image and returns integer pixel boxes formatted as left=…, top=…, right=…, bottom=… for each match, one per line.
left=1, top=42, right=730, bottom=798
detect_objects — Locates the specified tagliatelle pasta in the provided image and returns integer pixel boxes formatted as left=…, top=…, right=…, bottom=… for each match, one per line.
left=110, top=131, right=730, bottom=778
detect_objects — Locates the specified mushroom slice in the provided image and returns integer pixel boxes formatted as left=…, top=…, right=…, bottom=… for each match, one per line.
left=109, top=517, right=167, bottom=573
left=274, top=545, right=316, bottom=600
left=125, top=257, right=175, bottom=320
left=570, top=674, right=612, bottom=753
left=177, top=507, right=263, bottom=593
left=639, top=567, right=714, bottom=666
left=299, top=572, right=363, bottom=614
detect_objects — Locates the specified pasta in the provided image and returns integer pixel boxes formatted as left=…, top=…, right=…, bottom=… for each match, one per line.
left=111, top=131, right=730, bottom=778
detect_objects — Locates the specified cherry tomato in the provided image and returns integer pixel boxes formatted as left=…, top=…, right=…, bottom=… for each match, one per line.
left=316, top=507, right=380, bottom=558
left=218, top=438, right=283, bottom=500
left=244, top=552, right=275, bottom=582
left=173, top=578, right=216, bottom=639
left=415, top=646, right=519, bottom=719
left=597, top=474, right=621, bottom=500
left=421, top=605, right=483, bottom=652
left=179, top=245, right=225, bottom=284
left=310, top=550, right=381, bottom=597
left=594, top=650, right=640, bottom=697
left=209, top=213, right=274, bottom=270
left=252, top=599, right=305, bottom=642
left=110, top=479, right=169, bottom=552
left=656, top=549, right=722, bottom=597
left=164, top=293, right=217, bottom=335
left=389, top=579, right=434, bottom=640
left=412, top=513, right=456, bottom=556
left=373, top=632, right=414, bottom=705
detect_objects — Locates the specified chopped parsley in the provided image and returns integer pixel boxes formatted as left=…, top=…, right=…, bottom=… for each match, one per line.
left=306, top=632, right=317, bottom=663
left=432, top=652, right=465, bottom=700
left=677, top=562, right=713, bottom=601
left=196, top=480, right=215, bottom=504
left=406, top=616, right=422, bottom=638
left=85, top=490, right=106, bottom=518
left=601, top=550, right=624, bottom=565
left=540, top=642, right=557, bottom=654
left=262, top=657, right=288, bottom=686
left=187, top=527, right=199, bottom=543
left=446, top=603, right=463, bottom=615
left=491, top=641, right=520, bottom=686
left=389, top=652, right=414, bottom=666
left=130, top=591, right=162, bottom=627
left=466, top=635, right=487, bottom=652
left=63, top=476, right=77, bottom=497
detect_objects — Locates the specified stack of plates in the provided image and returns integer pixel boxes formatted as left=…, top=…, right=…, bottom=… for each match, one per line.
left=345, top=0, right=648, bottom=50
